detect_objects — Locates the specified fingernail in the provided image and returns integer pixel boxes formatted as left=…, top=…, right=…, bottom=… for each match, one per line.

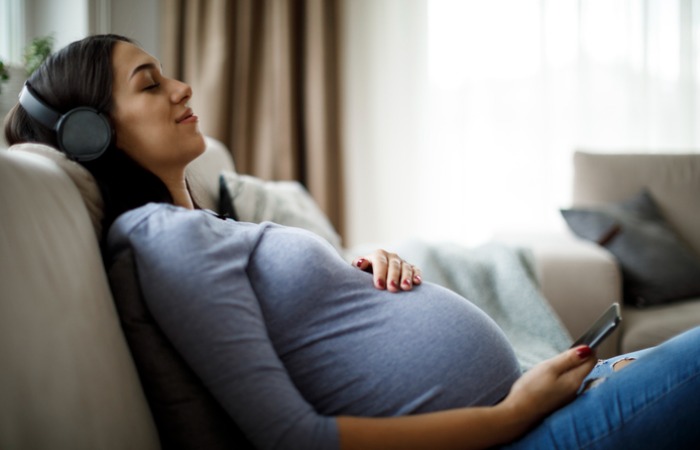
left=390, top=280, right=399, bottom=289
left=576, top=346, right=592, bottom=359
left=414, top=275, right=422, bottom=283
left=377, top=279, right=386, bottom=289
left=402, top=279, right=412, bottom=288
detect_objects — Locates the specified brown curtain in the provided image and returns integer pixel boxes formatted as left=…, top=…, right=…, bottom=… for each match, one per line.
left=160, top=0, right=344, bottom=237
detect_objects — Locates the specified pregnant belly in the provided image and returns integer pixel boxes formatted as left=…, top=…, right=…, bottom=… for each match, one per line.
left=248, top=227, right=521, bottom=416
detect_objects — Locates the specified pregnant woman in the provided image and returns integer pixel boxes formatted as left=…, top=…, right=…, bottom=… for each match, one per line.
left=6, top=33, right=700, bottom=450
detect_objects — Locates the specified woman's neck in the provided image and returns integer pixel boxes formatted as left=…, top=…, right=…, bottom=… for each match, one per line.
left=170, top=184, right=194, bottom=209
left=162, top=171, right=195, bottom=209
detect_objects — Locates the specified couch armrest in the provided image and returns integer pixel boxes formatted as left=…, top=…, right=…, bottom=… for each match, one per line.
left=500, top=232, right=623, bottom=358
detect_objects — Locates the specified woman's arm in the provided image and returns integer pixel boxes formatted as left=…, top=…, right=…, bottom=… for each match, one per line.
left=337, top=346, right=597, bottom=450
left=352, top=249, right=423, bottom=292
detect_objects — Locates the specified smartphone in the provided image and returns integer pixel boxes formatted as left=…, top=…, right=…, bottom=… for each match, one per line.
left=570, top=303, right=621, bottom=349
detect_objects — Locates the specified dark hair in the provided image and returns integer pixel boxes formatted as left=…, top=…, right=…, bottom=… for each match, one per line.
left=4, top=34, right=174, bottom=235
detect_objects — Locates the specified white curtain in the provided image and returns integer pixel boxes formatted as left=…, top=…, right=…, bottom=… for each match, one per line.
left=342, top=0, right=700, bottom=248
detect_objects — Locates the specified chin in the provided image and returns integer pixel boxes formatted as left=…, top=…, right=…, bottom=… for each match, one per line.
left=194, top=133, right=207, bottom=154
left=183, top=134, right=207, bottom=161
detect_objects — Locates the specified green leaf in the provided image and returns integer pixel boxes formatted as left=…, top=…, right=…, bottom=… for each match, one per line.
left=23, top=35, right=54, bottom=76
left=0, top=59, right=9, bottom=82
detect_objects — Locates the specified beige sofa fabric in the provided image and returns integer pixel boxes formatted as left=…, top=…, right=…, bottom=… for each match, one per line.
left=572, top=151, right=700, bottom=353
left=186, top=137, right=236, bottom=212
left=622, top=300, right=700, bottom=352
left=0, top=151, right=159, bottom=450
left=8, top=143, right=104, bottom=238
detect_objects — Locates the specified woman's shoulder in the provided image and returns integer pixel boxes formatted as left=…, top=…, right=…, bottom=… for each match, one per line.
left=108, top=203, right=190, bottom=241
left=106, top=202, right=273, bottom=254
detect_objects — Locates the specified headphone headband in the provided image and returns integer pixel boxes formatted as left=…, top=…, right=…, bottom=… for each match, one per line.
left=18, top=81, right=114, bottom=161
left=19, top=83, right=62, bottom=130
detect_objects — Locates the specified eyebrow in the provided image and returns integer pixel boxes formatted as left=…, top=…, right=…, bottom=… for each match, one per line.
left=128, top=61, right=162, bottom=80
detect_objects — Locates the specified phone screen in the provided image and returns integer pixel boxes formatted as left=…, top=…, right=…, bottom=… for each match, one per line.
left=570, top=303, right=621, bottom=349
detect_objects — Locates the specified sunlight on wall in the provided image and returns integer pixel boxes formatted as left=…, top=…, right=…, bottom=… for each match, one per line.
left=420, top=0, right=698, bottom=245
left=429, top=0, right=541, bottom=86
left=342, top=0, right=430, bottom=249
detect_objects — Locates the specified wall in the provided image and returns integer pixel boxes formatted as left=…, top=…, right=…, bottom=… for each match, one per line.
left=3, top=0, right=160, bottom=61
left=109, top=0, right=160, bottom=57
left=26, top=0, right=89, bottom=52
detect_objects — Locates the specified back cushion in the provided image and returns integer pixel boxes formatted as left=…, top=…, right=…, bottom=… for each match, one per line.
left=0, top=151, right=159, bottom=450
left=572, top=151, right=700, bottom=257
left=186, top=137, right=236, bottom=212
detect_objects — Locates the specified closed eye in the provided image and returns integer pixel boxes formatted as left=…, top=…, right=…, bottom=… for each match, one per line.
left=144, top=82, right=161, bottom=91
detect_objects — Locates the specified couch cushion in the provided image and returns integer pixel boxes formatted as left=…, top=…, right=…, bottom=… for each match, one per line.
left=8, top=142, right=104, bottom=237
left=573, top=151, right=700, bottom=257
left=561, top=189, right=700, bottom=307
left=621, top=299, right=700, bottom=352
left=0, top=150, right=159, bottom=449
left=219, top=170, right=343, bottom=253
left=107, top=246, right=255, bottom=450
left=186, top=137, right=236, bottom=212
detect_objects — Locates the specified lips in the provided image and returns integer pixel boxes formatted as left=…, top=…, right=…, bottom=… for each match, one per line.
left=176, top=108, right=195, bottom=124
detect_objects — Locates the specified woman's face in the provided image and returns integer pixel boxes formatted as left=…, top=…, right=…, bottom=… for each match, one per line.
left=110, top=41, right=205, bottom=180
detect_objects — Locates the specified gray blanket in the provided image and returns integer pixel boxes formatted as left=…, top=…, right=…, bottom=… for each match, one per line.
left=390, top=240, right=573, bottom=370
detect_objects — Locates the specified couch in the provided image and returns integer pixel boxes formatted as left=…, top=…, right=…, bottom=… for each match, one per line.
left=518, top=151, right=700, bottom=356
left=2, top=139, right=695, bottom=448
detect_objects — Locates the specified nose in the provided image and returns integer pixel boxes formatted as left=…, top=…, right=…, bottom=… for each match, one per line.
left=171, top=79, right=192, bottom=104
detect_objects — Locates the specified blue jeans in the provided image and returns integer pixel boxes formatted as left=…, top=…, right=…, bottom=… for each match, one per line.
left=500, top=326, right=700, bottom=450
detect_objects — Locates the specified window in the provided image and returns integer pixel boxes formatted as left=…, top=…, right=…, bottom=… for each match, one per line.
left=343, top=0, right=700, bottom=247
left=0, top=0, right=25, bottom=64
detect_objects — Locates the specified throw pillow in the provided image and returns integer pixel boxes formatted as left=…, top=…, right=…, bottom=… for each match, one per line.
left=219, top=170, right=343, bottom=253
left=218, top=173, right=239, bottom=220
left=561, top=189, right=700, bottom=307
left=107, top=247, right=255, bottom=450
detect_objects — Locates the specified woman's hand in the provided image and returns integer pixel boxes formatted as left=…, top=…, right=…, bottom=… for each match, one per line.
left=498, top=346, right=597, bottom=433
left=352, top=250, right=422, bottom=292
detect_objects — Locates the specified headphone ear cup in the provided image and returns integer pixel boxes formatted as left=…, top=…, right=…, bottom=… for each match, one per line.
left=56, top=107, right=113, bottom=161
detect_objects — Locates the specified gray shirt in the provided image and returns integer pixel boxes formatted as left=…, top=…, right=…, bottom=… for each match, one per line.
left=108, top=203, right=521, bottom=450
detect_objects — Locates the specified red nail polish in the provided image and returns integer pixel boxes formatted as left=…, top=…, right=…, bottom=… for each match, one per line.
left=356, top=258, right=366, bottom=267
left=377, top=279, right=386, bottom=289
left=576, top=346, right=592, bottom=359
left=390, top=280, right=399, bottom=289
left=414, top=275, right=422, bottom=283
left=402, top=279, right=411, bottom=287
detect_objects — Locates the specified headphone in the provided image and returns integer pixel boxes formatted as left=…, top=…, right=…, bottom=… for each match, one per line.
left=18, top=82, right=113, bottom=161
